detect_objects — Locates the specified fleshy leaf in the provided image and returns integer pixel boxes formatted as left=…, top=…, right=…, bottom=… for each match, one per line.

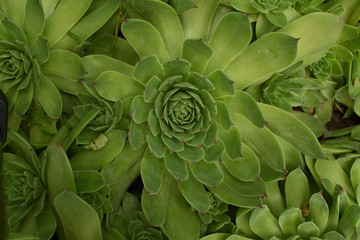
left=121, top=18, right=170, bottom=62
left=178, top=144, right=205, bottom=163
left=164, top=179, right=200, bottom=240
left=43, top=0, right=92, bottom=47
left=207, top=70, right=235, bottom=99
left=219, top=126, right=242, bottom=160
left=74, top=170, right=105, bottom=193
left=203, top=122, right=218, bottom=147
left=141, top=169, right=172, bottom=226
left=42, top=49, right=85, bottom=80
left=23, top=0, right=44, bottom=44
left=128, top=121, right=148, bottom=150
left=53, top=0, right=119, bottom=50
left=82, top=54, right=134, bottom=80
left=162, top=58, right=191, bottom=79
left=165, top=150, right=188, bottom=181
left=130, top=95, right=153, bottom=124
left=232, top=113, right=285, bottom=172
left=133, top=0, right=184, bottom=58
left=34, top=75, right=62, bottom=119
left=133, top=55, right=164, bottom=85
left=212, top=101, right=232, bottom=132
left=258, top=103, right=326, bottom=159
left=223, top=91, right=265, bottom=129
left=32, top=34, right=49, bottom=65
left=94, top=71, right=143, bottom=101
left=278, top=12, right=344, bottom=63
left=224, top=32, right=297, bottom=89
left=203, top=138, right=225, bottom=163
left=182, top=38, right=213, bottom=73
left=178, top=169, right=210, bottom=213
left=14, top=82, right=33, bottom=117
left=144, top=75, right=162, bottom=103
left=180, top=0, right=220, bottom=40
left=141, top=148, right=165, bottom=194
left=189, top=160, right=223, bottom=187
left=206, top=12, right=252, bottom=73
left=222, top=144, right=260, bottom=181
left=186, top=72, right=215, bottom=91
left=147, top=132, right=166, bottom=158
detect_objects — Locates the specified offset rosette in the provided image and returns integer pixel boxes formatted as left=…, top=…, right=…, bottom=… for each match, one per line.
left=73, top=93, right=124, bottom=148
left=3, top=131, right=56, bottom=237
left=230, top=0, right=293, bottom=27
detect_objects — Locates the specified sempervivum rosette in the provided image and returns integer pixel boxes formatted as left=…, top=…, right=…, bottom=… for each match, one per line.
left=81, top=0, right=343, bottom=238
left=0, top=0, right=119, bottom=134
left=3, top=131, right=56, bottom=239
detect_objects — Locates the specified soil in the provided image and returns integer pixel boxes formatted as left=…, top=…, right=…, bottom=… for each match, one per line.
left=325, top=105, right=360, bottom=131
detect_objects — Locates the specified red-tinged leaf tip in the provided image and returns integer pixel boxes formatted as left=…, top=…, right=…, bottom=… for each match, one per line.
left=147, top=124, right=150, bottom=129
left=200, top=211, right=205, bottom=216
left=209, top=121, right=213, bottom=125
left=193, top=3, right=198, bottom=8
left=170, top=149, right=174, bottom=153
left=123, top=18, right=128, bottom=22
left=198, top=144, right=202, bottom=148
left=192, top=161, right=196, bottom=164
left=296, top=37, right=301, bottom=42
left=146, top=189, right=151, bottom=195
left=256, top=177, right=261, bottom=182
left=212, top=185, right=216, bottom=189
left=143, top=87, right=146, bottom=92
left=92, top=81, right=97, bottom=86
left=177, top=179, right=181, bottom=183
left=214, top=140, right=218, bottom=145
left=149, top=222, right=153, bottom=227
left=264, top=120, right=268, bottom=125
left=181, top=140, right=185, bottom=144
left=150, top=151, right=154, bottom=156
left=161, top=130, right=165, bottom=135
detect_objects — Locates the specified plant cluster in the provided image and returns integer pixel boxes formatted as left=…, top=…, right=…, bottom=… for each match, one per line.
left=1, top=0, right=360, bottom=240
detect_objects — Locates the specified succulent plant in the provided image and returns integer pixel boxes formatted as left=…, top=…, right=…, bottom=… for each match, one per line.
left=76, top=0, right=347, bottom=239
left=74, top=170, right=113, bottom=221
left=0, top=0, right=120, bottom=136
left=1, top=0, right=357, bottom=239
left=234, top=168, right=360, bottom=240
left=3, top=131, right=56, bottom=239
left=199, top=193, right=236, bottom=237
left=108, top=192, right=165, bottom=240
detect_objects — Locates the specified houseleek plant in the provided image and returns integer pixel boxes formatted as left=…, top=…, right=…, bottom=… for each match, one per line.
left=1, top=0, right=360, bottom=240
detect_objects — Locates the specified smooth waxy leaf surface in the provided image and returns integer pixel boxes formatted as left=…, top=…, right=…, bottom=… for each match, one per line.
left=224, top=33, right=297, bottom=89
left=122, top=19, right=170, bottom=62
